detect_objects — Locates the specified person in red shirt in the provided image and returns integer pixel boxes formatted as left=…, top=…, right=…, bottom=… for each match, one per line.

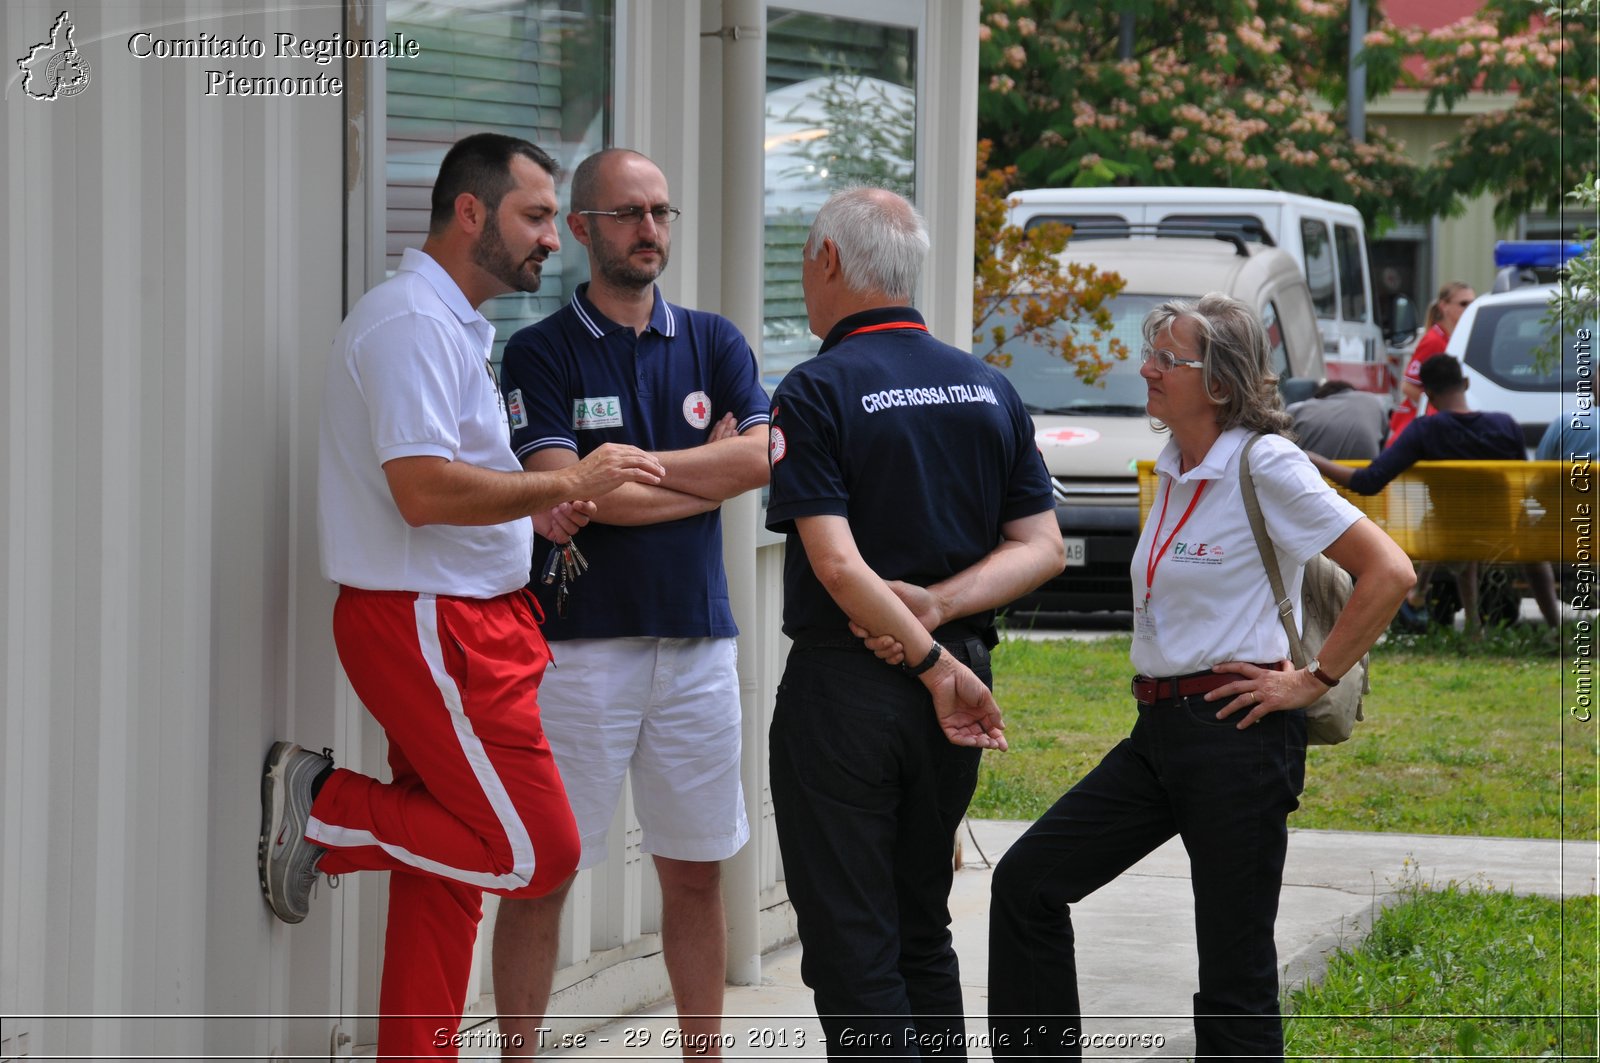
left=1386, top=282, right=1475, bottom=446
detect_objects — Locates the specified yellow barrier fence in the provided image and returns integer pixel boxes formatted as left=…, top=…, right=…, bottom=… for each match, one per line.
left=1136, top=459, right=1599, bottom=564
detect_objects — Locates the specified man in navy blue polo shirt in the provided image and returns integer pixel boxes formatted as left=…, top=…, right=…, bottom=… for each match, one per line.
left=766, top=187, right=1064, bottom=1059
left=492, top=149, right=770, bottom=1056
left=1308, top=353, right=1561, bottom=629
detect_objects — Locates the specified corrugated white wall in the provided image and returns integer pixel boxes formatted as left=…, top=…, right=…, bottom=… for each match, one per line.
left=1, top=2, right=356, bottom=1058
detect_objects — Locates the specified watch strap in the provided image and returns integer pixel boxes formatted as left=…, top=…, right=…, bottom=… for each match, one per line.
left=903, top=642, right=943, bottom=676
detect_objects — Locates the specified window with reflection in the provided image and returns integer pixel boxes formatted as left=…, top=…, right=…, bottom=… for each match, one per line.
left=763, top=10, right=917, bottom=389
left=385, top=0, right=613, bottom=362
left=1334, top=224, right=1368, bottom=323
left=1299, top=219, right=1337, bottom=321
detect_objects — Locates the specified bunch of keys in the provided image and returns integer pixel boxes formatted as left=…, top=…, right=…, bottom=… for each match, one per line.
left=540, top=536, right=589, bottom=618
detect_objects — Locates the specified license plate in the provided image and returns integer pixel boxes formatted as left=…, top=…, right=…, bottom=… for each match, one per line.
left=1062, top=537, right=1086, bottom=567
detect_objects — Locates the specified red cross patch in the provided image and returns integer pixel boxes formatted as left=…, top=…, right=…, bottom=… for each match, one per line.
left=683, top=390, right=712, bottom=430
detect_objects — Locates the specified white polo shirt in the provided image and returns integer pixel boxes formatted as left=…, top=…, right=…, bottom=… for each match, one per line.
left=1130, top=427, right=1362, bottom=677
left=318, top=248, right=532, bottom=599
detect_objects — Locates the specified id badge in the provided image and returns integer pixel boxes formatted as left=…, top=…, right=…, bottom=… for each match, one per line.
left=1134, top=600, right=1158, bottom=641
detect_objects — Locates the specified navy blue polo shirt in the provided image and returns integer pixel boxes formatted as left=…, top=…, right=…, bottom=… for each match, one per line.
left=765, top=306, right=1054, bottom=642
left=501, top=284, right=770, bottom=639
left=1348, top=408, right=1525, bottom=495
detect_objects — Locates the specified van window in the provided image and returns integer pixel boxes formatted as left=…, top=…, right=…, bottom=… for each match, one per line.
left=1157, top=214, right=1269, bottom=244
left=1335, top=224, right=1368, bottom=323
left=1025, top=214, right=1130, bottom=240
left=1300, top=219, right=1337, bottom=320
left=987, top=294, right=1159, bottom=413
left=1261, top=300, right=1291, bottom=379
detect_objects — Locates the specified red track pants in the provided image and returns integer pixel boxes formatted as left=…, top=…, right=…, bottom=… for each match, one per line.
left=307, top=586, right=579, bottom=1060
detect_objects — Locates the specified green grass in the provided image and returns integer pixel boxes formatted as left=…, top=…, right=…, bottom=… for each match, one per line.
left=976, top=624, right=1598, bottom=839
left=1284, top=881, right=1598, bottom=1060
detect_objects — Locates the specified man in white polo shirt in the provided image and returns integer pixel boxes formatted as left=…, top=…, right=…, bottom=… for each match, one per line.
left=257, top=132, right=665, bottom=1062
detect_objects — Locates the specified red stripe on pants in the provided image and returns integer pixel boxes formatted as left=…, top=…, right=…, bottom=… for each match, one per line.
left=309, top=586, right=578, bottom=1060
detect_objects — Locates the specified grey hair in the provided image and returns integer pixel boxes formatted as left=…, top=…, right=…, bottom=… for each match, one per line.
left=805, top=187, right=928, bottom=301
left=1142, top=293, right=1293, bottom=436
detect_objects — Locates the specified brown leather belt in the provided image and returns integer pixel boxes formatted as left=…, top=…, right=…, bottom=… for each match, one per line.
left=1131, top=666, right=1275, bottom=705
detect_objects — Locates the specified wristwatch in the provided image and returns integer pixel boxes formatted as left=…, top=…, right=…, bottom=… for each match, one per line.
left=1307, top=658, right=1340, bottom=687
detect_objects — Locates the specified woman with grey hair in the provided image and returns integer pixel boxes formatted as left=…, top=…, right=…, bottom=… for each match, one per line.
left=987, top=293, right=1414, bottom=1061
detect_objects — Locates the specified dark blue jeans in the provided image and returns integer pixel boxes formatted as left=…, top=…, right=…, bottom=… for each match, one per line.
left=988, top=695, right=1307, bottom=1062
left=770, top=644, right=987, bottom=1061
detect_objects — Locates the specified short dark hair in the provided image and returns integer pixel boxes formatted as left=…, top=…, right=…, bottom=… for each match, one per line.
left=1313, top=380, right=1356, bottom=400
left=429, top=133, right=558, bottom=234
left=569, top=148, right=650, bottom=213
left=1417, top=353, right=1465, bottom=395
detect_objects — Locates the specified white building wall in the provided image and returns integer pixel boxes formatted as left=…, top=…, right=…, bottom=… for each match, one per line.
left=2, top=2, right=354, bottom=1058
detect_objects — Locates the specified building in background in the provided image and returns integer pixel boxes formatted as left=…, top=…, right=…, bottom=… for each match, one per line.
left=1367, top=0, right=1584, bottom=318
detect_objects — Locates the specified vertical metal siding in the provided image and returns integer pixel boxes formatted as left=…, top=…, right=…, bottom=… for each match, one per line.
left=2, top=2, right=351, bottom=1058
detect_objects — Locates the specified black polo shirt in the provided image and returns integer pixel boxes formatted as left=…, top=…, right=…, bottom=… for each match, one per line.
left=765, top=306, right=1054, bottom=642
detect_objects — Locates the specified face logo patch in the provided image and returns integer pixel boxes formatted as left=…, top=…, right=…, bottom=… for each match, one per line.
left=769, top=426, right=787, bottom=465
left=573, top=396, right=623, bottom=431
left=683, top=391, right=712, bottom=430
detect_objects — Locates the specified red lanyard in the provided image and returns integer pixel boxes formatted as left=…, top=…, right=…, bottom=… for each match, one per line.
left=1143, top=478, right=1206, bottom=603
left=841, top=320, right=929, bottom=340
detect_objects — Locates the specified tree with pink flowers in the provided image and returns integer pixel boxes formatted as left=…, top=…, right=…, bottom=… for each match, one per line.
left=1361, top=0, right=1596, bottom=226
left=977, top=0, right=1434, bottom=226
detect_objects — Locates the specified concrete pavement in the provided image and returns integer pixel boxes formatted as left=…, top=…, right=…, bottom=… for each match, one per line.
left=463, top=820, right=1592, bottom=1061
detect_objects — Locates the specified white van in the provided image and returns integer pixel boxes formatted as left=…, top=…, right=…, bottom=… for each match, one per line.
left=1007, top=187, right=1393, bottom=393
left=990, top=234, right=1324, bottom=614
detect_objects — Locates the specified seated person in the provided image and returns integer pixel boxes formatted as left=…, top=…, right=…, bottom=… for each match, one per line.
left=1289, top=380, right=1387, bottom=460
left=1536, top=413, right=1597, bottom=461
left=1309, top=354, right=1559, bottom=629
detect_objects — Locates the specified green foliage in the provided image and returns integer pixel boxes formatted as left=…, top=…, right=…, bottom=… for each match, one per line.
left=977, top=631, right=1597, bottom=838
left=1285, top=880, right=1598, bottom=1060
left=976, top=0, right=1434, bottom=227
left=778, top=73, right=915, bottom=197
left=973, top=142, right=1129, bottom=380
left=1361, top=0, right=1600, bottom=226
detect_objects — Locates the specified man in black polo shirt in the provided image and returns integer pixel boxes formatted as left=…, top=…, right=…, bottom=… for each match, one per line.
left=765, top=187, right=1065, bottom=1059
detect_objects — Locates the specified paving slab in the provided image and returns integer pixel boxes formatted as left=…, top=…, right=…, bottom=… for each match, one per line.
left=462, top=821, right=1593, bottom=1061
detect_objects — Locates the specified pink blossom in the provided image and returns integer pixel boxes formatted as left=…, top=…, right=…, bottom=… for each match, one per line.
left=1017, top=17, right=1036, bottom=36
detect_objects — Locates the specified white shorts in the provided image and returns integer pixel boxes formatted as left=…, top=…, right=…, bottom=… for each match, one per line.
left=538, top=637, right=749, bottom=870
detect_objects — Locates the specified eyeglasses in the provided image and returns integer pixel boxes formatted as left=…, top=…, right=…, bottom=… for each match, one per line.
left=577, top=206, right=682, bottom=227
left=1140, top=345, right=1206, bottom=372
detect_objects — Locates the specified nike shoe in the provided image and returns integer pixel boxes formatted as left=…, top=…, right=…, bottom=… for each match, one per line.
left=258, top=741, right=332, bottom=924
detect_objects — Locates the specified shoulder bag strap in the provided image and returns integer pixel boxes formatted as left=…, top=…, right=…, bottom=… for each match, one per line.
left=1238, top=434, right=1309, bottom=667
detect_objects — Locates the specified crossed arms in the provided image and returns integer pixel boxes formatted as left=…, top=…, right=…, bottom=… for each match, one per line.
left=521, top=414, right=770, bottom=529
